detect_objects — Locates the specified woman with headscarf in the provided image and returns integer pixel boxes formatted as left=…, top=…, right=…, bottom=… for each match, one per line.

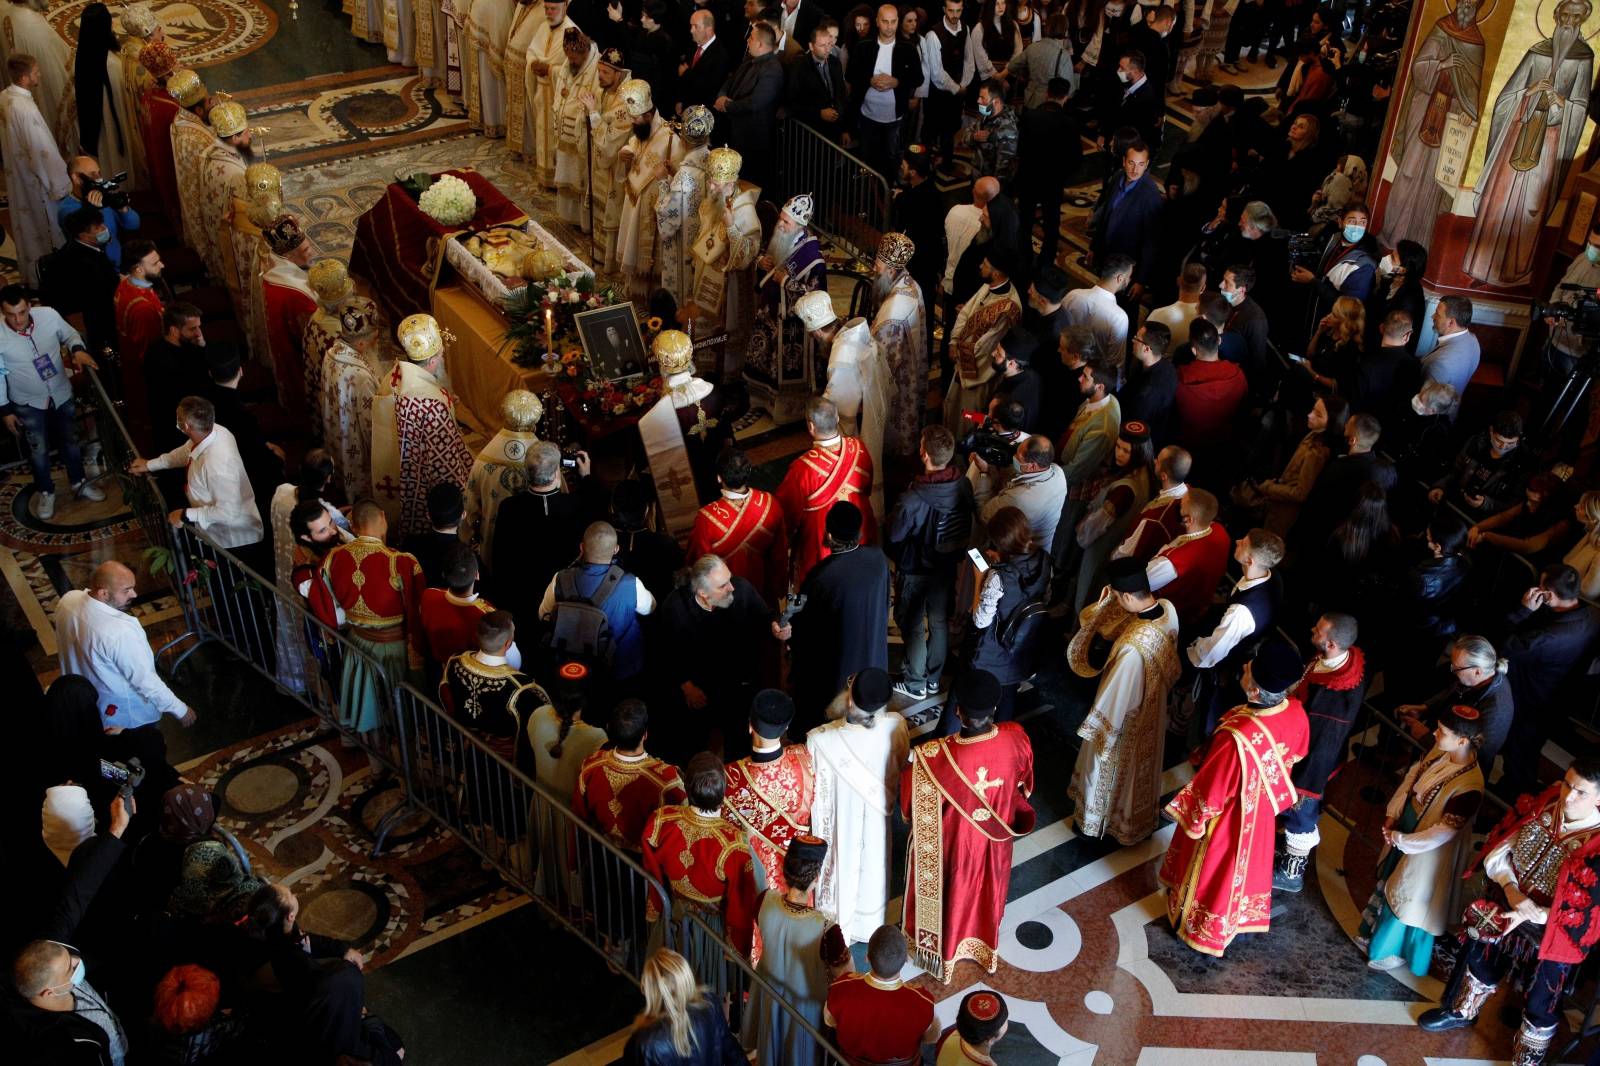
left=132, top=784, right=219, bottom=917
left=166, top=840, right=265, bottom=924
left=62, top=3, right=136, bottom=179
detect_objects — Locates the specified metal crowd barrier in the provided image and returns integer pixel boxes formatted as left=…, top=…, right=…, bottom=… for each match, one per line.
left=776, top=119, right=893, bottom=267
left=82, top=369, right=852, bottom=1053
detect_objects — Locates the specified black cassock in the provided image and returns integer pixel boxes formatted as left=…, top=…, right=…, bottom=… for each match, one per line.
left=789, top=544, right=890, bottom=734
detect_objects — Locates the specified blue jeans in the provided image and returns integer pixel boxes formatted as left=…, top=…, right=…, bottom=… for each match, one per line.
left=895, top=571, right=953, bottom=688
left=14, top=399, right=85, bottom=493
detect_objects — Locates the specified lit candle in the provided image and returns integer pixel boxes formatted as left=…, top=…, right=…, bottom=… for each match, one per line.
left=544, top=308, right=554, bottom=357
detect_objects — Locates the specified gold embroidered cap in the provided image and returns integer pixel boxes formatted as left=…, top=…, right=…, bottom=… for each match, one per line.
left=653, top=329, right=694, bottom=376
left=245, top=162, right=282, bottom=202
left=502, top=389, right=544, bottom=431
left=263, top=213, right=307, bottom=257
left=208, top=100, right=248, bottom=138
left=308, top=259, right=353, bottom=305
left=121, top=2, right=161, bottom=39
left=876, top=231, right=915, bottom=271
left=794, top=290, right=837, bottom=332
left=398, top=313, right=449, bottom=362
left=619, top=78, right=653, bottom=116
left=338, top=296, right=379, bottom=340
left=679, top=105, right=714, bottom=144
left=706, top=147, right=741, bottom=184
left=244, top=195, right=283, bottom=229
left=562, top=25, right=590, bottom=51
left=167, top=68, right=206, bottom=108
left=598, top=46, right=627, bottom=70
left=138, top=39, right=177, bottom=79
left=781, top=193, right=814, bottom=227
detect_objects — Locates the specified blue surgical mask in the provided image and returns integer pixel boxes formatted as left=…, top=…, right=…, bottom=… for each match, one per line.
left=1586, top=244, right=1600, bottom=265
left=1343, top=224, right=1366, bottom=244
left=1221, top=287, right=1242, bottom=306
left=1010, top=456, right=1024, bottom=474
left=95, top=229, right=110, bottom=245
left=977, top=103, right=992, bottom=116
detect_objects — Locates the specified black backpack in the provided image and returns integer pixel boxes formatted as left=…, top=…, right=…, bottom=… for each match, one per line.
left=546, top=565, right=624, bottom=665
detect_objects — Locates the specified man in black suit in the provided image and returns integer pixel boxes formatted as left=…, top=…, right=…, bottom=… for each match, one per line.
left=144, top=302, right=211, bottom=452
left=1014, top=76, right=1077, bottom=274
left=1217, top=265, right=1273, bottom=402
left=679, top=7, right=735, bottom=114
left=776, top=0, right=822, bottom=58
left=890, top=147, right=943, bottom=348
left=1128, top=4, right=1177, bottom=102
left=845, top=4, right=922, bottom=182
left=40, top=207, right=119, bottom=353
left=1105, top=49, right=1163, bottom=152
left=715, top=21, right=786, bottom=188
left=786, top=17, right=848, bottom=143
left=401, top=483, right=482, bottom=588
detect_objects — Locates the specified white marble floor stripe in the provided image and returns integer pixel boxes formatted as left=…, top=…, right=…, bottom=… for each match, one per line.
left=1001, top=824, right=1177, bottom=938
left=1136, top=1050, right=1319, bottom=1064
left=1013, top=817, right=1079, bottom=865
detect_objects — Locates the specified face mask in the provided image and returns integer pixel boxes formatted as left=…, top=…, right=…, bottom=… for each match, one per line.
left=1376, top=254, right=1396, bottom=277
left=1410, top=394, right=1427, bottom=416
left=1221, top=287, right=1242, bottom=306
left=1011, top=456, right=1024, bottom=474
left=978, top=103, right=992, bottom=116
left=1117, top=69, right=1131, bottom=83
left=1343, top=224, right=1366, bottom=243
left=1586, top=244, right=1600, bottom=265
left=94, top=229, right=110, bottom=246
left=1105, top=2, right=1123, bottom=12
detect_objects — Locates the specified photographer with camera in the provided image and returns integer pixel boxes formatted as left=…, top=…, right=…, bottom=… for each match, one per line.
left=1288, top=201, right=1380, bottom=346
left=961, top=397, right=1027, bottom=507
left=1538, top=219, right=1600, bottom=449
left=56, top=155, right=139, bottom=275
left=978, top=434, right=1067, bottom=555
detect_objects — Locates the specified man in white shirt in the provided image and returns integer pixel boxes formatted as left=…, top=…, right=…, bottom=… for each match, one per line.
left=921, top=0, right=995, bottom=163
left=56, top=561, right=195, bottom=782
left=1147, top=260, right=1205, bottom=350
left=132, top=395, right=264, bottom=550
left=1062, top=253, right=1133, bottom=366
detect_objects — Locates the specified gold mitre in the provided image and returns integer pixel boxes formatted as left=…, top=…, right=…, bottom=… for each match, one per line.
left=308, top=259, right=353, bottom=305
left=502, top=389, right=544, bottom=431
left=209, top=100, right=248, bottom=138
left=398, top=313, right=448, bottom=361
left=121, top=2, right=161, bottom=39
left=706, top=147, right=742, bottom=184
left=245, top=195, right=284, bottom=229
left=619, top=78, right=653, bottom=116
left=877, top=231, right=916, bottom=271
left=245, top=161, right=282, bottom=202
left=654, top=329, right=694, bottom=376
left=167, top=68, right=206, bottom=108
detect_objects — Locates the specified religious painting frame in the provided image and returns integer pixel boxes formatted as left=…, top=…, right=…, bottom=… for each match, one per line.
left=575, top=303, right=648, bottom=384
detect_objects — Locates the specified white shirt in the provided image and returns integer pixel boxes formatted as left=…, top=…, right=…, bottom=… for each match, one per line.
left=781, top=0, right=802, bottom=41
left=1186, top=573, right=1270, bottom=668
left=56, top=589, right=187, bottom=729
left=942, top=204, right=983, bottom=289
left=1062, top=285, right=1130, bottom=364
left=862, top=39, right=898, bottom=122
left=1146, top=525, right=1215, bottom=591
left=147, top=425, right=264, bottom=549
left=1146, top=298, right=1199, bottom=349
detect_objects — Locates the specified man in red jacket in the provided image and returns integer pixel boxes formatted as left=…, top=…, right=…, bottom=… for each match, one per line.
left=1145, top=487, right=1231, bottom=629
left=1173, top=319, right=1248, bottom=487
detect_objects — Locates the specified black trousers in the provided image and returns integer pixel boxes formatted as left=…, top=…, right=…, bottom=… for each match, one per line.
left=1457, top=935, right=1571, bottom=1030
left=1014, top=180, right=1065, bottom=271
left=925, top=89, right=964, bottom=161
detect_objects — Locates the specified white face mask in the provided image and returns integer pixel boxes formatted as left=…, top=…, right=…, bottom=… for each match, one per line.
left=1117, top=68, right=1131, bottom=83
left=1105, top=2, right=1124, bottom=13
left=1377, top=254, right=1397, bottom=277
left=1410, top=394, right=1427, bottom=416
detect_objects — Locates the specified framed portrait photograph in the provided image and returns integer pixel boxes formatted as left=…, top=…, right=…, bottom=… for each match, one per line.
left=575, top=302, right=647, bottom=383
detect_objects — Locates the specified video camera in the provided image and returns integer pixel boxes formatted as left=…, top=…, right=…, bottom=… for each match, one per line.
left=99, top=756, right=145, bottom=804
left=1282, top=230, right=1324, bottom=270
left=955, top=412, right=1019, bottom=469
left=1535, top=286, right=1600, bottom=340
left=84, top=170, right=130, bottom=211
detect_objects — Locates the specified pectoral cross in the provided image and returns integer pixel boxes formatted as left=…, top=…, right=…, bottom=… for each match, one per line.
left=973, top=767, right=1003, bottom=798
left=688, top=403, right=719, bottom=440
left=657, top=467, right=692, bottom=501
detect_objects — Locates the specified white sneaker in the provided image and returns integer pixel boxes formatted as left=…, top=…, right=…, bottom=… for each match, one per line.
left=35, top=492, right=56, bottom=520
left=1367, top=954, right=1406, bottom=971
left=73, top=479, right=106, bottom=502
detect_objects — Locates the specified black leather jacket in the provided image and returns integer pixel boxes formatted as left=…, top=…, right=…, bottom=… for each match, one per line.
left=1406, top=552, right=1471, bottom=637
left=623, top=1005, right=744, bottom=1066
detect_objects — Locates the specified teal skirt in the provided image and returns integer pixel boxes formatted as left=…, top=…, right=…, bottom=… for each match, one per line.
left=1359, top=799, right=1434, bottom=976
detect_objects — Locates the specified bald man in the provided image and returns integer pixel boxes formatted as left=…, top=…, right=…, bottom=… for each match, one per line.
left=57, top=153, right=141, bottom=273
left=55, top=561, right=193, bottom=788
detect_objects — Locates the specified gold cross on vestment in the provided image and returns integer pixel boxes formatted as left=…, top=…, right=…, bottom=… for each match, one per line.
left=657, top=468, right=692, bottom=501
left=974, top=767, right=1003, bottom=797
left=688, top=403, right=719, bottom=439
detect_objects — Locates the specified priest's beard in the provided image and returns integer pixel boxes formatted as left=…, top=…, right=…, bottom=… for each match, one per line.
left=632, top=119, right=653, bottom=141
left=233, top=140, right=255, bottom=161
left=767, top=225, right=803, bottom=267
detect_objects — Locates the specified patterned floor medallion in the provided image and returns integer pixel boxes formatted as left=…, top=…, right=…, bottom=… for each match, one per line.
left=242, top=70, right=469, bottom=168
left=49, top=0, right=277, bottom=66
left=0, top=461, right=141, bottom=552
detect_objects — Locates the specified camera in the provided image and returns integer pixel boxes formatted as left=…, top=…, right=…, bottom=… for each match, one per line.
left=84, top=171, right=130, bottom=211
left=1536, top=288, right=1600, bottom=339
left=560, top=444, right=583, bottom=471
left=777, top=592, right=808, bottom=625
left=955, top=413, right=1018, bottom=469
left=99, top=756, right=145, bottom=803
left=1281, top=229, right=1323, bottom=269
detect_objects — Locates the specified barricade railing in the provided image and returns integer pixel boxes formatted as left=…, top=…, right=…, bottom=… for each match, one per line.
left=83, top=367, right=852, bottom=1047
left=776, top=119, right=893, bottom=266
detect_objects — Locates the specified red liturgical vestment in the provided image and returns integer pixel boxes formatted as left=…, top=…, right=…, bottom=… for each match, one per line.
left=722, top=745, right=815, bottom=892
left=687, top=488, right=790, bottom=605
left=777, top=436, right=877, bottom=587
left=1160, top=698, right=1310, bottom=956
left=640, top=805, right=759, bottom=956
left=571, top=750, right=685, bottom=852
left=901, top=724, right=1035, bottom=982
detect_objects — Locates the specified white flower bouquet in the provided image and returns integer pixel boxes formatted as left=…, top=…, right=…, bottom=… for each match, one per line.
left=418, top=173, right=478, bottom=226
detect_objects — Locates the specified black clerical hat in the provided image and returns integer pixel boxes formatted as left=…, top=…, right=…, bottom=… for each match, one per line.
left=1107, top=557, right=1151, bottom=595
left=1033, top=265, right=1069, bottom=302
left=749, top=688, right=795, bottom=739
left=956, top=669, right=1001, bottom=715
left=999, top=326, right=1037, bottom=366
left=851, top=667, right=890, bottom=712
left=787, top=834, right=828, bottom=864
left=1251, top=639, right=1306, bottom=695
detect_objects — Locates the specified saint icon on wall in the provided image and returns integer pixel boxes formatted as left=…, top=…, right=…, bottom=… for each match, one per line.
left=1463, top=0, right=1595, bottom=287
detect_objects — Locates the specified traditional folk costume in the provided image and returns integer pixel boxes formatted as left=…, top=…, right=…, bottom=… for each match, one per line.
left=1276, top=644, right=1368, bottom=890
left=1419, top=783, right=1600, bottom=1064
left=902, top=722, right=1035, bottom=982
left=461, top=0, right=515, bottom=136
left=418, top=586, right=496, bottom=666
left=654, top=106, right=713, bottom=303
left=641, top=804, right=760, bottom=981
left=686, top=486, right=789, bottom=607
left=519, top=680, right=609, bottom=900
left=259, top=215, right=318, bottom=415
left=722, top=691, right=814, bottom=893
left=319, top=300, right=383, bottom=505
left=638, top=330, right=739, bottom=538
left=1160, top=644, right=1310, bottom=956
left=1357, top=744, right=1483, bottom=977
left=309, top=535, right=426, bottom=735
left=816, top=311, right=888, bottom=522
left=1067, top=581, right=1181, bottom=845
left=371, top=314, right=474, bottom=538
left=807, top=691, right=909, bottom=945
left=941, top=281, right=1021, bottom=435
left=824, top=970, right=936, bottom=1066
left=0, top=1, right=68, bottom=136
left=551, top=30, right=599, bottom=223
left=1072, top=426, right=1157, bottom=613
left=747, top=199, right=828, bottom=425
left=1113, top=482, right=1188, bottom=563
left=870, top=236, right=929, bottom=471
left=616, top=81, right=683, bottom=300
left=742, top=837, right=850, bottom=1066
left=463, top=389, right=542, bottom=561
left=1146, top=520, right=1232, bottom=628
left=442, top=653, right=538, bottom=846
left=777, top=433, right=876, bottom=588
left=690, top=148, right=761, bottom=375
left=572, top=748, right=686, bottom=853
left=589, top=55, right=634, bottom=271
left=269, top=487, right=350, bottom=699
left=0, top=81, right=68, bottom=285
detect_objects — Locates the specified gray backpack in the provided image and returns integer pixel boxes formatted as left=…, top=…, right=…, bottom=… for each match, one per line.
left=547, top=566, right=624, bottom=665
